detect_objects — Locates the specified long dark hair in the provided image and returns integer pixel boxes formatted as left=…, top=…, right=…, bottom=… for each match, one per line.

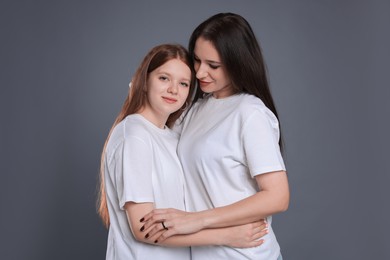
left=188, top=13, right=283, bottom=150
left=97, top=44, right=195, bottom=227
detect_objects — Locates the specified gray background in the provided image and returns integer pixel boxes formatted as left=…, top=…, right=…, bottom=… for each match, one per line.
left=1, top=0, right=389, bottom=259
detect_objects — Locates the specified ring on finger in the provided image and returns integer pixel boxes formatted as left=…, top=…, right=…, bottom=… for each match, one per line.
left=161, top=222, right=168, bottom=230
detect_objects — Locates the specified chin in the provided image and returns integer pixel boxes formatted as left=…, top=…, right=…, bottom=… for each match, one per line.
left=164, top=107, right=180, bottom=115
left=200, top=85, right=215, bottom=92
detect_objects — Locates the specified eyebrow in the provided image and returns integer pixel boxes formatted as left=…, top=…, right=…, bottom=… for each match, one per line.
left=157, top=71, right=191, bottom=82
left=194, top=54, right=221, bottom=65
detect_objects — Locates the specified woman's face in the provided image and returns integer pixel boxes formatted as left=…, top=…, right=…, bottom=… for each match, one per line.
left=143, top=58, right=191, bottom=126
left=193, top=37, right=233, bottom=99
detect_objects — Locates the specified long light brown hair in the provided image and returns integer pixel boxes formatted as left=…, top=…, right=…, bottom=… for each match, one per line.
left=97, top=44, right=195, bottom=227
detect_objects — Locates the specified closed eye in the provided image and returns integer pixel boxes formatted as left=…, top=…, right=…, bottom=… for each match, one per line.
left=159, top=76, right=169, bottom=81
left=209, top=64, right=220, bottom=69
left=194, top=54, right=221, bottom=69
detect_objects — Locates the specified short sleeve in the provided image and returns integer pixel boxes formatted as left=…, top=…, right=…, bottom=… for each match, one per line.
left=242, top=109, right=286, bottom=177
left=114, top=136, right=154, bottom=210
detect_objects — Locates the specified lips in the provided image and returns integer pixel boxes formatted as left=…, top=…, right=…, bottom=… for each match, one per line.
left=199, top=80, right=212, bottom=87
left=162, top=96, right=177, bottom=104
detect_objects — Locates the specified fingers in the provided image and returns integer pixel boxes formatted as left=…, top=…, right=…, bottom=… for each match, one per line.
left=153, top=229, right=175, bottom=243
left=140, top=208, right=182, bottom=222
left=252, top=226, right=268, bottom=240
left=140, top=212, right=185, bottom=231
left=140, top=213, right=168, bottom=231
left=251, top=221, right=268, bottom=241
left=143, top=221, right=166, bottom=238
left=249, top=238, right=265, bottom=248
left=142, top=223, right=175, bottom=243
left=140, top=208, right=168, bottom=222
left=141, top=222, right=168, bottom=239
left=258, top=221, right=267, bottom=232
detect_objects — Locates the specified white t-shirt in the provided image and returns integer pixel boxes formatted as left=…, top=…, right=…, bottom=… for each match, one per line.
left=176, top=93, right=286, bottom=260
left=104, top=114, right=190, bottom=260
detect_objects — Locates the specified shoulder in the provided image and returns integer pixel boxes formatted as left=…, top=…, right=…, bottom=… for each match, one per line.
left=237, top=94, right=279, bottom=129
left=121, top=114, right=152, bottom=138
left=109, top=115, right=150, bottom=140
left=106, top=115, right=157, bottom=164
left=106, top=115, right=152, bottom=153
left=236, top=94, right=265, bottom=111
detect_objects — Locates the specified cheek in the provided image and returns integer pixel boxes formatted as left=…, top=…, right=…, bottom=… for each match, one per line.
left=194, top=62, right=200, bottom=73
left=181, top=88, right=190, bottom=98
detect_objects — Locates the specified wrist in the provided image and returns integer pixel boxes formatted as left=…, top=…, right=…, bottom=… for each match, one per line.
left=197, top=210, right=212, bottom=229
left=198, top=208, right=218, bottom=229
left=214, top=228, right=228, bottom=246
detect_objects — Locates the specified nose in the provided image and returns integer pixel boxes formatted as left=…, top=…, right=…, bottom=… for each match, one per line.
left=167, top=82, right=178, bottom=95
left=195, top=62, right=207, bottom=79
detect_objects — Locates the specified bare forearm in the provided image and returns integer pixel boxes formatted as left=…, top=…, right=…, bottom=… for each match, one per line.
left=139, top=171, right=289, bottom=240
left=196, top=171, right=289, bottom=229
left=145, top=222, right=267, bottom=248
left=126, top=202, right=227, bottom=247
left=153, top=229, right=224, bottom=247
left=198, top=189, right=289, bottom=229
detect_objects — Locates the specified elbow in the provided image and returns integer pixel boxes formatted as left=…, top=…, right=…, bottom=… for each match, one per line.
left=132, top=231, right=145, bottom=243
left=133, top=233, right=156, bottom=245
left=132, top=229, right=159, bottom=245
left=277, top=182, right=290, bottom=213
left=131, top=229, right=150, bottom=244
left=281, top=193, right=290, bottom=212
left=279, top=199, right=289, bottom=212
left=275, top=192, right=290, bottom=213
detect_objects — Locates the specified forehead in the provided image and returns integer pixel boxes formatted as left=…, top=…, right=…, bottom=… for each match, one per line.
left=153, top=58, right=191, bottom=78
left=194, top=37, right=220, bottom=61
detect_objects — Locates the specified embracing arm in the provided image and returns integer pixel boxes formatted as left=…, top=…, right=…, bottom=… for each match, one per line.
left=125, top=202, right=267, bottom=248
left=200, top=170, right=289, bottom=228
left=141, top=170, right=289, bottom=240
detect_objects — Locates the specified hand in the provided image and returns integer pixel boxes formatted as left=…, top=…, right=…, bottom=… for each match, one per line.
left=140, top=208, right=204, bottom=242
left=223, top=220, right=268, bottom=248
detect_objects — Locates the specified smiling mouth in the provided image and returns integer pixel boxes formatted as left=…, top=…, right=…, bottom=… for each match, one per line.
left=199, top=80, right=212, bottom=87
left=162, top=97, right=177, bottom=103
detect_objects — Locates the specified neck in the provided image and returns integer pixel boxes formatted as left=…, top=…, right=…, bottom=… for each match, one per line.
left=138, top=108, right=168, bottom=129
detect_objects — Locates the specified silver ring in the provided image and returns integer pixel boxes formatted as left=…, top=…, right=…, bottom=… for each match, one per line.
left=161, top=222, right=168, bottom=230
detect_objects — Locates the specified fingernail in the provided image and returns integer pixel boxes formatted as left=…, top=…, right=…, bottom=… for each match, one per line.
left=145, top=233, right=149, bottom=239
left=154, top=240, right=158, bottom=243
left=140, top=217, right=144, bottom=222
left=140, top=226, right=144, bottom=232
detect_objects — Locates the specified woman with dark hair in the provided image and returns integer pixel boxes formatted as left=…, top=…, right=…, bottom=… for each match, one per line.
left=141, top=14, right=289, bottom=260
left=98, top=43, right=268, bottom=259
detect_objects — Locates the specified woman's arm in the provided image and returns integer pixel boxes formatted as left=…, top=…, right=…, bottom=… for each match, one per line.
left=203, top=170, right=289, bottom=227
left=140, top=170, right=289, bottom=241
left=125, top=202, right=268, bottom=248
